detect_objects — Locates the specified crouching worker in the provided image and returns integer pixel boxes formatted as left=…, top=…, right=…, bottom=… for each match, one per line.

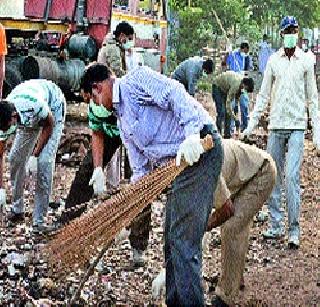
left=0, top=80, right=66, bottom=233
left=152, top=139, right=276, bottom=306
left=208, top=139, right=276, bottom=306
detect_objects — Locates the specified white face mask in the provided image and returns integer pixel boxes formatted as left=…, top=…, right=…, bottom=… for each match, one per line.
left=123, top=40, right=134, bottom=50
left=240, top=52, right=247, bottom=57
left=283, top=33, right=298, bottom=49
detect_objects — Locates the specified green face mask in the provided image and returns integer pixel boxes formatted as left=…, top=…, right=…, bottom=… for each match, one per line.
left=90, top=100, right=112, bottom=118
left=283, top=34, right=298, bottom=49
left=123, top=40, right=134, bottom=50
left=0, top=124, right=17, bottom=141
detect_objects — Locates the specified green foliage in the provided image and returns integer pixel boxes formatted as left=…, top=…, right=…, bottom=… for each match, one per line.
left=197, top=75, right=213, bottom=92
left=173, top=7, right=213, bottom=62
left=167, top=0, right=320, bottom=65
left=139, top=0, right=151, bottom=10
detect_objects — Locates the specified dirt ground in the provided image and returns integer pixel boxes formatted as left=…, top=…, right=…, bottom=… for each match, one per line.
left=0, top=93, right=319, bottom=306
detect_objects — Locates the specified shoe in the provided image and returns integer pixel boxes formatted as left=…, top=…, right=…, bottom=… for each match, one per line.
left=212, top=296, right=230, bottom=307
left=263, top=228, right=284, bottom=239
left=239, top=275, right=245, bottom=291
left=288, top=234, right=299, bottom=249
left=132, top=249, right=144, bottom=268
left=7, top=210, right=25, bottom=224
left=49, top=201, right=61, bottom=210
left=32, top=224, right=56, bottom=235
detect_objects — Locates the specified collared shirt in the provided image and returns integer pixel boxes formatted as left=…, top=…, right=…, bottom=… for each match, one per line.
left=246, top=47, right=320, bottom=147
left=172, top=56, right=204, bottom=96
left=97, top=33, right=125, bottom=77
left=7, top=79, right=65, bottom=128
left=215, top=139, right=273, bottom=209
left=212, top=71, right=243, bottom=116
left=125, top=50, right=144, bottom=71
left=226, top=50, right=253, bottom=72
left=113, top=66, right=215, bottom=181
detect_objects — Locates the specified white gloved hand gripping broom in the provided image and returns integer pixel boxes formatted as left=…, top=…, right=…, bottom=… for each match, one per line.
left=44, top=135, right=214, bottom=302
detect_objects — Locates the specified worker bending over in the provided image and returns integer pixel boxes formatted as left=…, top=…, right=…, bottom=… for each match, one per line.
left=0, top=80, right=66, bottom=233
left=152, top=139, right=276, bottom=307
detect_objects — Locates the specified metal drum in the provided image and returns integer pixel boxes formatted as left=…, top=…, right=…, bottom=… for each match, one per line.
left=3, top=58, right=24, bottom=97
left=56, top=59, right=86, bottom=90
left=68, top=34, right=97, bottom=61
left=20, top=56, right=85, bottom=91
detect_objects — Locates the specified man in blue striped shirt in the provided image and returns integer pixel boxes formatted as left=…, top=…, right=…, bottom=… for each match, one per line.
left=80, top=64, right=223, bottom=306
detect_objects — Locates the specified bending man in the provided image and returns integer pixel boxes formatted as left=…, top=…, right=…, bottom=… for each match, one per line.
left=80, top=64, right=223, bottom=307
left=0, top=80, right=66, bottom=232
left=152, top=139, right=276, bottom=306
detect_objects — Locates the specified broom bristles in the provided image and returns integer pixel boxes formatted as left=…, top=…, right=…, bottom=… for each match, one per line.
left=44, top=159, right=185, bottom=276
left=44, top=135, right=214, bottom=277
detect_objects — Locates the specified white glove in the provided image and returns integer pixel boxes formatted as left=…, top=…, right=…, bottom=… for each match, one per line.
left=0, top=189, right=6, bottom=205
left=89, top=167, right=106, bottom=195
left=114, top=227, right=131, bottom=245
left=176, top=133, right=204, bottom=166
left=242, top=128, right=251, bottom=138
left=25, top=156, right=38, bottom=175
left=152, top=268, right=166, bottom=299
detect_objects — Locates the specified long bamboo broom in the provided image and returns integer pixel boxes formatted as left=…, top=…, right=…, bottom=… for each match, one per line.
left=44, top=135, right=214, bottom=278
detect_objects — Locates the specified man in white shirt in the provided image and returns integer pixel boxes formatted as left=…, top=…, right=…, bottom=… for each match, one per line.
left=0, top=80, right=66, bottom=233
left=243, top=16, right=320, bottom=248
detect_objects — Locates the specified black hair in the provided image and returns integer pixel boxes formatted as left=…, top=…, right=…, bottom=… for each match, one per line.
left=263, top=34, right=268, bottom=40
left=0, top=100, right=16, bottom=130
left=240, top=42, right=249, bottom=50
left=113, top=21, right=134, bottom=39
left=242, top=78, right=254, bottom=93
left=80, top=63, right=112, bottom=94
left=202, top=59, right=214, bottom=74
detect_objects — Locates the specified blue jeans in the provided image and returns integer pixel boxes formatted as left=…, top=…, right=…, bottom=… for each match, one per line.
left=231, top=93, right=249, bottom=132
left=165, top=135, right=223, bottom=307
left=266, top=130, right=304, bottom=237
left=212, top=84, right=232, bottom=138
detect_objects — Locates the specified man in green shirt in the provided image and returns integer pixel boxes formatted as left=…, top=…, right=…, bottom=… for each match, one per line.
left=212, top=71, right=254, bottom=138
left=61, top=76, right=150, bottom=266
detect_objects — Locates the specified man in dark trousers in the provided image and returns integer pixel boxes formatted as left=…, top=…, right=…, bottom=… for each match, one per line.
left=79, top=63, right=223, bottom=306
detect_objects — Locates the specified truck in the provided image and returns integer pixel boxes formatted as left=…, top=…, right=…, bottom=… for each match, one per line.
left=1, top=0, right=167, bottom=97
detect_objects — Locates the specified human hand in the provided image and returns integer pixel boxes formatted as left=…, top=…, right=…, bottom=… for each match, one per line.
left=89, top=167, right=106, bottom=195
left=176, top=133, right=204, bottom=166
left=0, top=189, right=6, bottom=205
left=25, top=156, right=38, bottom=175
left=152, top=268, right=166, bottom=299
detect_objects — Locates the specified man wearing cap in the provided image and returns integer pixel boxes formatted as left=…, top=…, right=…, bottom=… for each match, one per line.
left=243, top=16, right=320, bottom=248
left=0, top=80, right=66, bottom=233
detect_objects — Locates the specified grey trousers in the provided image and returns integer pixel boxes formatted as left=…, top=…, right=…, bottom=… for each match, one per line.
left=9, top=122, right=63, bottom=225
